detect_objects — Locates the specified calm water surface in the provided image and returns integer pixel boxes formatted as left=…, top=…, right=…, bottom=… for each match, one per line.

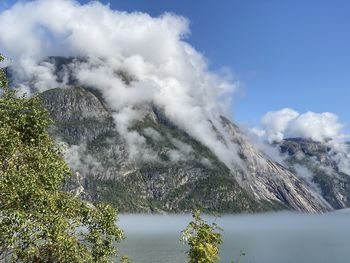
left=118, top=210, right=350, bottom=263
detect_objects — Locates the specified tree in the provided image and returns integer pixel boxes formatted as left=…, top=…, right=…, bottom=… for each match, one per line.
left=181, top=210, right=245, bottom=263
left=0, top=54, right=125, bottom=263
left=181, top=210, right=223, bottom=263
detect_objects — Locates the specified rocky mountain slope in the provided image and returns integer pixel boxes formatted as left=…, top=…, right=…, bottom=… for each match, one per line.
left=41, top=87, right=261, bottom=213
left=278, top=138, right=350, bottom=209
left=39, top=86, right=332, bottom=213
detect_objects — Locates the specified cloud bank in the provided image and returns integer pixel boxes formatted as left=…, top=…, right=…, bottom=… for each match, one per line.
left=0, top=0, right=241, bottom=167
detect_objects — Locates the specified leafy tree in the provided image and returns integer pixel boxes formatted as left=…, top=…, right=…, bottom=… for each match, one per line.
left=0, top=54, right=125, bottom=263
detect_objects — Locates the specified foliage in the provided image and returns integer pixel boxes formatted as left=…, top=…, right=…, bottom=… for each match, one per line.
left=181, top=210, right=246, bottom=263
left=0, top=54, right=125, bottom=263
left=181, top=210, right=223, bottom=263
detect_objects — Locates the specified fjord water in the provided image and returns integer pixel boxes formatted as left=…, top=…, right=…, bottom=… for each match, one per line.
left=118, top=211, right=350, bottom=263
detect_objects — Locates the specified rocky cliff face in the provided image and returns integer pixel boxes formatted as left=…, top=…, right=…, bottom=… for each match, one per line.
left=39, top=86, right=333, bottom=213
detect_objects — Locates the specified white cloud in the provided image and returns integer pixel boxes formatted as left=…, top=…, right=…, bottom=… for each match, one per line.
left=286, top=112, right=344, bottom=142
left=10, top=59, right=65, bottom=92
left=0, top=0, right=243, bottom=166
left=261, top=108, right=299, bottom=143
left=258, top=108, right=345, bottom=143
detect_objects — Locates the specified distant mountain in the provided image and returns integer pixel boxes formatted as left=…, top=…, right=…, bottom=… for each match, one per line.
left=9, top=57, right=349, bottom=213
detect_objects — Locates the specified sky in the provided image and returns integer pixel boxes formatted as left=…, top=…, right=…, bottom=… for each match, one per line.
left=1, top=0, right=349, bottom=133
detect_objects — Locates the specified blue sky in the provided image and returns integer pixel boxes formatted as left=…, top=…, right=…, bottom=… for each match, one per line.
left=2, top=0, right=350, bottom=131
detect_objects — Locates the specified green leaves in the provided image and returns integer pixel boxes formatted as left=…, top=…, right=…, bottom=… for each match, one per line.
left=0, top=66, right=124, bottom=263
left=181, top=210, right=223, bottom=263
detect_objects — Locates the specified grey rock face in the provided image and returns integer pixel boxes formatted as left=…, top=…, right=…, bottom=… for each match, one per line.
left=280, top=138, right=335, bottom=167
left=41, top=87, right=110, bottom=122
left=41, top=87, right=114, bottom=144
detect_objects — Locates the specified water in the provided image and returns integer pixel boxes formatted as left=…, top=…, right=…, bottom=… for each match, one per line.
left=118, top=210, right=350, bottom=263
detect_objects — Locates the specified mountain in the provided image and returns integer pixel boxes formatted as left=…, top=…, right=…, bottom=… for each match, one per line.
left=40, top=87, right=261, bottom=213
left=38, top=85, right=330, bottom=213
left=8, top=57, right=347, bottom=213
left=278, top=138, right=350, bottom=209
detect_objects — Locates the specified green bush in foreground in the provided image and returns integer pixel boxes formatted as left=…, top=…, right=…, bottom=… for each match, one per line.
left=0, top=54, right=124, bottom=263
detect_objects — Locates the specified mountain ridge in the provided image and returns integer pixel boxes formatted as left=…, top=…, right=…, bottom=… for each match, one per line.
left=39, top=85, right=332, bottom=213
left=6, top=57, right=349, bottom=213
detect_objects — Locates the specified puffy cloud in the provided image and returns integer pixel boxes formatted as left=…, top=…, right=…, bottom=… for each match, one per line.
left=0, top=0, right=190, bottom=62
left=0, top=0, right=241, bottom=166
left=257, top=108, right=345, bottom=143
left=287, top=112, right=344, bottom=142
left=261, top=108, right=299, bottom=142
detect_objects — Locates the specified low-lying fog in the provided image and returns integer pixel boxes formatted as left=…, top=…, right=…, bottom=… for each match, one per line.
left=118, top=210, right=350, bottom=263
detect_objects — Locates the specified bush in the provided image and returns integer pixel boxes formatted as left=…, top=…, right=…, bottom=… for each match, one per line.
left=181, top=210, right=245, bottom=263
